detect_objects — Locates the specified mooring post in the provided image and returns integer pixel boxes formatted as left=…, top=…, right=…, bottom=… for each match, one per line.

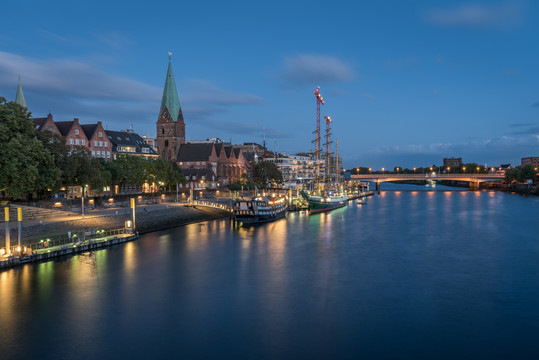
left=130, top=198, right=136, bottom=233
left=4, top=207, right=10, bottom=255
left=17, top=207, right=22, bottom=255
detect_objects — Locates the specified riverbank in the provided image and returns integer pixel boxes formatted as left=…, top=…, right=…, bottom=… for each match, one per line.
left=0, top=202, right=231, bottom=246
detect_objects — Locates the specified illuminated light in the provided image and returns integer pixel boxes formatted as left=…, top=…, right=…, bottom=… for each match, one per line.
left=108, top=198, right=114, bottom=202
left=54, top=202, right=62, bottom=207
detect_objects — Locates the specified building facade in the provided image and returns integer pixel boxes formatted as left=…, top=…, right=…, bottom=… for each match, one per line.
left=521, top=157, right=539, bottom=167
left=443, top=157, right=463, bottom=167
left=156, top=59, right=185, bottom=161
left=106, top=129, right=159, bottom=159
left=177, top=143, right=248, bottom=185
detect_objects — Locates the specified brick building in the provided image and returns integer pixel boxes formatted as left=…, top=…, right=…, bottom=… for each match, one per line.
left=521, top=156, right=539, bottom=167
left=177, top=143, right=248, bottom=185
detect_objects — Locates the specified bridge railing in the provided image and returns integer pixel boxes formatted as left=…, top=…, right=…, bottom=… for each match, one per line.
left=192, top=200, right=233, bottom=213
left=351, top=174, right=504, bottom=180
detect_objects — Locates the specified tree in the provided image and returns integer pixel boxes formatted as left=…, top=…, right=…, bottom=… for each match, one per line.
left=0, top=98, right=59, bottom=199
left=520, top=165, right=537, bottom=181
left=252, top=161, right=282, bottom=189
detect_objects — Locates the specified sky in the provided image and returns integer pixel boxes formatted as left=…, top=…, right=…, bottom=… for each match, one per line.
left=1, top=0, right=538, bottom=169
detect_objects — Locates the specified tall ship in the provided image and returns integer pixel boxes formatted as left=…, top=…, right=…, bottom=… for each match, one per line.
left=233, top=194, right=287, bottom=225
left=301, top=86, right=349, bottom=214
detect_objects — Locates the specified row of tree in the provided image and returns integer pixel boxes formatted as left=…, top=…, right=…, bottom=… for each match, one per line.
left=504, top=165, right=538, bottom=183
left=0, top=98, right=185, bottom=200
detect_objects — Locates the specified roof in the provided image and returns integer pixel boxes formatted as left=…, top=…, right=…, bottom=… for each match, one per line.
left=177, top=143, right=215, bottom=162
left=32, top=117, right=47, bottom=131
left=181, top=168, right=216, bottom=181
left=81, top=124, right=98, bottom=139
left=15, top=80, right=26, bottom=108
left=105, top=130, right=157, bottom=155
left=54, top=121, right=74, bottom=136
left=159, top=61, right=182, bottom=122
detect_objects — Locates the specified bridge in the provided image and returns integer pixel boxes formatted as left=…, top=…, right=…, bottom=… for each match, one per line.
left=351, top=173, right=504, bottom=190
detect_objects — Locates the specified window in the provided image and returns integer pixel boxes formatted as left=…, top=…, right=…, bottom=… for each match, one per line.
left=102, top=151, right=106, bottom=157
left=142, top=148, right=149, bottom=153
left=162, top=129, right=164, bottom=135
left=104, top=141, right=108, bottom=148
left=91, top=150, right=95, bottom=156
left=69, top=138, right=74, bottom=145
left=94, top=140, right=98, bottom=147
left=99, top=141, right=103, bottom=147
left=81, top=139, right=85, bottom=145
left=165, top=140, right=169, bottom=147
left=117, top=136, right=121, bottom=140
left=107, top=151, right=111, bottom=158
left=75, top=129, right=79, bottom=135
left=75, top=139, right=79, bottom=145
left=99, top=131, right=102, bottom=137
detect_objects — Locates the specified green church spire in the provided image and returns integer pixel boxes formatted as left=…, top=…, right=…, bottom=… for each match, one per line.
left=15, top=77, right=27, bottom=109
left=159, top=56, right=181, bottom=122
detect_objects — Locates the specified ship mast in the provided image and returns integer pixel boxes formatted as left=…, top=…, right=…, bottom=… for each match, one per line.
left=313, top=86, right=324, bottom=192
left=324, top=116, right=333, bottom=190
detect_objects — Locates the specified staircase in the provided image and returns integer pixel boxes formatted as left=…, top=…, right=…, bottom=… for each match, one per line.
left=0, top=205, right=77, bottom=222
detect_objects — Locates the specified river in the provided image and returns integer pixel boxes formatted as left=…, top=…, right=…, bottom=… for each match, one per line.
left=1, top=184, right=539, bottom=359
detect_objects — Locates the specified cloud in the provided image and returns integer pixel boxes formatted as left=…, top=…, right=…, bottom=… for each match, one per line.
left=191, top=118, right=292, bottom=140
left=425, top=2, right=525, bottom=28
left=356, top=134, right=539, bottom=168
left=0, top=51, right=263, bottom=137
left=0, top=50, right=161, bottom=102
left=510, top=126, right=539, bottom=135
left=276, top=54, right=357, bottom=87
left=93, top=32, right=135, bottom=49
left=181, top=79, right=263, bottom=106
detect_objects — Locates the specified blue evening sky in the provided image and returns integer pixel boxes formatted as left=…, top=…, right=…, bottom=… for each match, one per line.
left=1, top=0, right=538, bottom=169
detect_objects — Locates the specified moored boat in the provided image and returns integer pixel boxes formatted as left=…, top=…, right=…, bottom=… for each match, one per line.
left=300, top=190, right=348, bottom=214
left=233, top=195, right=287, bottom=225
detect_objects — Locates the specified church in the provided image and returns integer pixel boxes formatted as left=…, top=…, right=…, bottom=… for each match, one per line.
left=156, top=58, right=249, bottom=185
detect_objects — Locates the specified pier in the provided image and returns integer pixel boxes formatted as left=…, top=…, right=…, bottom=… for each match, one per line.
left=0, top=228, right=139, bottom=270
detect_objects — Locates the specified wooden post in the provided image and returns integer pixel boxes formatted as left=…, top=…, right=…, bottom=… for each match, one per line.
left=4, top=207, right=10, bottom=255
left=130, top=198, right=136, bottom=233
left=17, top=207, right=22, bottom=254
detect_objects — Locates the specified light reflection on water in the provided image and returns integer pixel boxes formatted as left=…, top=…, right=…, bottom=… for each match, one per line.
left=1, top=188, right=539, bottom=359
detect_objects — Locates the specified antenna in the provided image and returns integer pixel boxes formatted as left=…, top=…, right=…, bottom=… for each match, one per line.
left=168, top=52, right=172, bottom=61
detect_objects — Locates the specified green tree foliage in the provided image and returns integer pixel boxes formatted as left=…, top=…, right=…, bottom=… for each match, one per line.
left=0, top=98, right=59, bottom=199
left=105, top=155, right=185, bottom=191
left=505, top=165, right=538, bottom=183
left=252, top=161, right=282, bottom=189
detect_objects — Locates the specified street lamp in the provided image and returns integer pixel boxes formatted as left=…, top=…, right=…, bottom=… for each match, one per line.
left=463, top=166, right=466, bottom=173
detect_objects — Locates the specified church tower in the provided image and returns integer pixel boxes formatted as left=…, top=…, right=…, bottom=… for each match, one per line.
left=156, top=55, right=185, bottom=161
left=15, top=77, right=27, bottom=109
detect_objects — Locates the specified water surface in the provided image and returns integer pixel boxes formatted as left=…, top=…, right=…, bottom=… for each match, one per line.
left=1, top=185, right=539, bottom=359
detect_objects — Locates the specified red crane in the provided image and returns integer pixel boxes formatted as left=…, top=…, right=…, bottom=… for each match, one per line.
left=313, top=86, right=324, bottom=189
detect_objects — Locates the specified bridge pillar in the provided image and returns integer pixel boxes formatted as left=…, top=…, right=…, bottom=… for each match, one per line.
left=469, top=181, right=480, bottom=191
left=375, top=181, right=380, bottom=194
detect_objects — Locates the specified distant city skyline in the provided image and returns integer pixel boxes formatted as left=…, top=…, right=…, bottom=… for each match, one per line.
left=1, top=0, right=538, bottom=169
